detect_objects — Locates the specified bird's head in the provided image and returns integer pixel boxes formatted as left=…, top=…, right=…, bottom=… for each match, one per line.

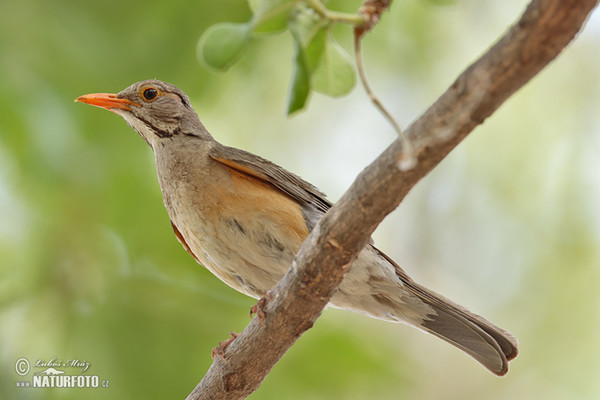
left=76, top=80, right=208, bottom=147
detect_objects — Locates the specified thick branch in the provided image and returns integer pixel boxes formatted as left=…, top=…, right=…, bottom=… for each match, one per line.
left=186, top=1, right=598, bottom=399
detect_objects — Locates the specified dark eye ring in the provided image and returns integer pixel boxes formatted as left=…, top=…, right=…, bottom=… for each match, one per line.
left=142, top=88, right=158, bottom=101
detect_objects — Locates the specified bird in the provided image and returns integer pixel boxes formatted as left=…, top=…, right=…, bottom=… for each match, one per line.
left=76, top=79, right=518, bottom=376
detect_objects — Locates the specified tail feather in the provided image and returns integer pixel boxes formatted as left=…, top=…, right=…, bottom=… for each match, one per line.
left=410, top=279, right=518, bottom=376
left=373, top=247, right=518, bottom=375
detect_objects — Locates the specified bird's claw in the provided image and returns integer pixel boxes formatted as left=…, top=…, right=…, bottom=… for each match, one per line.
left=211, top=331, right=239, bottom=360
left=249, top=291, right=272, bottom=326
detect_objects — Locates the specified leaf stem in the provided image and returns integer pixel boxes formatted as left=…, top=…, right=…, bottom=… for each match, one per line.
left=306, top=0, right=366, bottom=25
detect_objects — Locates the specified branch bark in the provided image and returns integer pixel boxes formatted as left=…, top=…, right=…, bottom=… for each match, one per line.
left=186, top=1, right=598, bottom=399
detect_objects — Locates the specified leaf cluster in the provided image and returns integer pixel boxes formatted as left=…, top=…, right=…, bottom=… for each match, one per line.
left=197, top=0, right=361, bottom=114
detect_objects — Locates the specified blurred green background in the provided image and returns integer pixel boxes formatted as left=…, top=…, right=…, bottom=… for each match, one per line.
left=1, top=0, right=599, bottom=399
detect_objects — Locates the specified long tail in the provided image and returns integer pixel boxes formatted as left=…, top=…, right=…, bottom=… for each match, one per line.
left=375, top=249, right=519, bottom=376
left=409, top=279, right=518, bottom=376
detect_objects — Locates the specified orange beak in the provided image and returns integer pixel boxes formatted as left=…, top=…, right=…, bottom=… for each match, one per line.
left=75, top=93, right=139, bottom=114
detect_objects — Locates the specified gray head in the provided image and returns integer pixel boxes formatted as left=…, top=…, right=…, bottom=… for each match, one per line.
left=76, top=80, right=210, bottom=147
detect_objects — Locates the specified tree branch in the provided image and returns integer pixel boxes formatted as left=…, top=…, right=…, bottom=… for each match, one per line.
left=355, top=0, right=393, bottom=37
left=186, top=1, right=598, bottom=399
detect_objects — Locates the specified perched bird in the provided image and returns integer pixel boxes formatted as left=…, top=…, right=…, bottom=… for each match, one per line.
left=76, top=80, right=518, bottom=375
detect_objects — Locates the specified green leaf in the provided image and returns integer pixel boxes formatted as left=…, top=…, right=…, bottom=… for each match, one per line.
left=197, top=22, right=251, bottom=71
left=311, top=31, right=356, bottom=97
left=288, top=3, right=324, bottom=44
left=286, top=31, right=311, bottom=115
left=285, top=5, right=329, bottom=114
left=250, top=0, right=298, bottom=34
left=248, top=0, right=261, bottom=13
left=304, top=26, right=327, bottom=71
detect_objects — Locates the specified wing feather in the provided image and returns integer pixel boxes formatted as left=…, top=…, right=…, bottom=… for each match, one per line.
left=209, top=145, right=331, bottom=213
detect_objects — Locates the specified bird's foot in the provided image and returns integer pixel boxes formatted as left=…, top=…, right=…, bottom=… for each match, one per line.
left=211, top=331, right=239, bottom=360
left=249, top=291, right=272, bottom=326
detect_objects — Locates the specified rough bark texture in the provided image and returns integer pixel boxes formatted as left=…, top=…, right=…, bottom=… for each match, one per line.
left=186, top=1, right=598, bottom=399
left=356, top=0, right=394, bottom=36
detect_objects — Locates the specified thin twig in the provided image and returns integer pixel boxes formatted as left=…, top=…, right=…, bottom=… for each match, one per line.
left=355, top=0, right=394, bottom=36
left=307, top=0, right=365, bottom=25
left=354, top=29, right=415, bottom=170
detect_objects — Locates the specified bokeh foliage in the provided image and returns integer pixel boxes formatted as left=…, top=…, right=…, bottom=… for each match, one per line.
left=1, top=1, right=599, bottom=399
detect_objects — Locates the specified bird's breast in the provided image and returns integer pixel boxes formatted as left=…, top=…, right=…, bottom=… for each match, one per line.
left=156, top=150, right=310, bottom=297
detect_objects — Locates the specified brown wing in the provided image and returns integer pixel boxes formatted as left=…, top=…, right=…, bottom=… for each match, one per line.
left=209, top=144, right=332, bottom=213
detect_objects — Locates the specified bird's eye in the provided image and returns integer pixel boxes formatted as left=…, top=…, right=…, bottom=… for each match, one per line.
left=142, top=88, right=158, bottom=101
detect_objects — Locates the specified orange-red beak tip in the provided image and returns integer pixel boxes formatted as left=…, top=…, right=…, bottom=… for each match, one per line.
left=74, top=93, right=138, bottom=112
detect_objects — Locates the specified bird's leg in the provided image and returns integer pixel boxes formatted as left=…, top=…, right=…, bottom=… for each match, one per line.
left=249, top=291, right=272, bottom=326
left=211, top=331, right=239, bottom=360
